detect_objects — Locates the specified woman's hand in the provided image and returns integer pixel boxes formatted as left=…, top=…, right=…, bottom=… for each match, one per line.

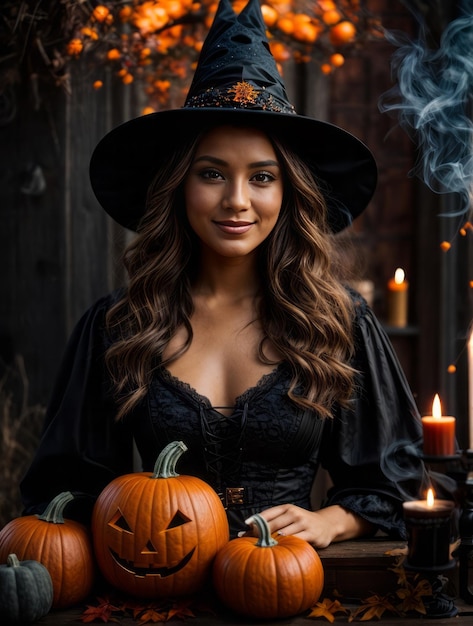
left=242, top=503, right=375, bottom=549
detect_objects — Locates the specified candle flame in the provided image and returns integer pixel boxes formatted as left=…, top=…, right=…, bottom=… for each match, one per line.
left=432, top=393, right=442, bottom=419
left=394, top=268, right=405, bottom=284
left=426, top=488, right=435, bottom=507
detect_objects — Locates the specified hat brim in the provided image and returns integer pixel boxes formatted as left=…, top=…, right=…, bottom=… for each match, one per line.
left=89, top=108, right=377, bottom=233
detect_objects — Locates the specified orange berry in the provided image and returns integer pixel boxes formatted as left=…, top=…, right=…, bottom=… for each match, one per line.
left=81, top=27, right=99, bottom=40
left=317, top=1, right=336, bottom=10
left=440, top=241, right=451, bottom=251
left=261, top=4, right=279, bottom=27
left=165, top=0, right=187, bottom=20
left=107, top=48, right=121, bottom=60
left=119, top=6, right=133, bottom=21
left=93, top=80, right=103, bottom=90
left=293, top=21, right=319, bottom=44
left=330, top=52, right=345, bottom=67
left=277, top=16, right=294, bottom=35
left=320, top=63, right=332, bottom=74
left=142, top=106, right=156, bottom=115
left=330, top=20, right=356, bottom=45
left=322, top=9, right=341, bottom=25
left=66, top=38, right=83, bottom=56
left=269, top=41, right=290, bottom=62
left=447, top=364, right=456, bottom=374
left=92, top=5, right=110, bottom=23
left=121, top=72, right=134, bottom=85
left=470, top=280, right=473, bottom=288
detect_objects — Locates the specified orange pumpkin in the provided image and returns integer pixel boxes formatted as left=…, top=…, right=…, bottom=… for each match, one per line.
left=91, top=440, right=229, bottom=598
left=212, top=513, right=324, bottom=618
left=0, top=491, right=95, bottom=609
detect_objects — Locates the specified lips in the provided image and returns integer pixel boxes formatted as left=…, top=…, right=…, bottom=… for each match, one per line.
left=214, top=220, right=255, bottom=234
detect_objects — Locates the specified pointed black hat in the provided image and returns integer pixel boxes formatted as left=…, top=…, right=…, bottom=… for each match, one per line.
left=90, top=0, right=377, bottom=232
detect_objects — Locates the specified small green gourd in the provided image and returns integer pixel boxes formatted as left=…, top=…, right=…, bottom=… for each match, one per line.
left=0, top=553, right=53, bottom=624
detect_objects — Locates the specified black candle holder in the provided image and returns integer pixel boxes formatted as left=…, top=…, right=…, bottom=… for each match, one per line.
left=403, top=497, right=458, bottom=618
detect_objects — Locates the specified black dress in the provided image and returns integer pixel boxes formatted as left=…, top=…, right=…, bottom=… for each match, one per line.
left=20, top=289, right=423, bottom=539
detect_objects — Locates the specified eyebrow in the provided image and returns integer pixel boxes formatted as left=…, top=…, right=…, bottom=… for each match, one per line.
left=193, top=155, right=280, bottom=168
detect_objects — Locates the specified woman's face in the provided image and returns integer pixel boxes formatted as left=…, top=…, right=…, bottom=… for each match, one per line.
left=184, top=125, right=283, bottom=260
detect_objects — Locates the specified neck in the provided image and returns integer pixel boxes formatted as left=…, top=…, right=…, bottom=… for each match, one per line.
left=192, top=250, right=261, bottom=303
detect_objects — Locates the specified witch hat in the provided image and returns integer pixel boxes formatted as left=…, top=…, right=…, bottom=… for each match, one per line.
left=90, top=0, right=377, bottom=232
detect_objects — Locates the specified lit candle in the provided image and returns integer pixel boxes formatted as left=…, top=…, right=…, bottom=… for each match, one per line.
left=421, top=394, right=456, bottom=456
left=387, top=267, right=409, bottom=327
left=469, top=326, right=473, bottom=450
left=403, top=488, right=455, bottom=569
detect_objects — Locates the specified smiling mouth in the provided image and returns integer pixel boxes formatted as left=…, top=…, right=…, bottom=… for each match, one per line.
left=214, top=221, right=255, bottom=234
left=109, top=547, right=195, bottom=578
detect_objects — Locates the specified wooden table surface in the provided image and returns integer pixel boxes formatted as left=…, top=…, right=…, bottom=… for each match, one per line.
left=36, top=598, right=473, bottom=625
left=29, top=539, right=473, bottom=624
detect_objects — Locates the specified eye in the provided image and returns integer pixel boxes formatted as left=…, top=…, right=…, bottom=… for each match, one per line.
left=200, top=168, right=223, bottom=180
left=252, top=171, right=276, bottom=183
left=109, top=509, right=133, bottom=534
left=167, top=510, right=192, bottom=529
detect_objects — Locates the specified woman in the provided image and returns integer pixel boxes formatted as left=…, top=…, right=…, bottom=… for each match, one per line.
left=20, top=0, right=423, bottom=547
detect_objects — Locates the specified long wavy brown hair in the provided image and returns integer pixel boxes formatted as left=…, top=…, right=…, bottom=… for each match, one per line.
left=105, top=123, right=357, bottom=420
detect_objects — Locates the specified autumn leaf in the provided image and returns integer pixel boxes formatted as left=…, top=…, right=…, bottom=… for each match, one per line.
left=348, top=593, right=399, bottom=622
left=167, top=602, right=196, bottom=620
left=388, top=555, right=408, bottom=587
left=80, top=596, right=122, bottom=623
left=138, top=607, right=168, bottom=623
left=396, top=577, right=432, bottom=614
left=307, top=597, right=349, bottom=622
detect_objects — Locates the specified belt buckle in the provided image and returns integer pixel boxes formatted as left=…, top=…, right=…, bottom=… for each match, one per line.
left=225, top=487, right=245, bottom=507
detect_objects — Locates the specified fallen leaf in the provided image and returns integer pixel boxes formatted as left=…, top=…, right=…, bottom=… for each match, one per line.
left=80, top=596, right=122, bottom=623
left=348, top=593, right=399, bottom=622
left=396, top=578, right=431, bottom=614
left=167, top=603, right=196, bottom=620
left=308, top=597, right=349, bottom=622
left=138, top=608, right=168, bottom=623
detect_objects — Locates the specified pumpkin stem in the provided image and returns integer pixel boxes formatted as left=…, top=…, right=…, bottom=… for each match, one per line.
left=7, top=554, right=20, bottom=567
left=152, top=441, right=188, bottom=478
left=37, top=491, right=74, bottom=524
left=246, top=514, right=278, bottom=547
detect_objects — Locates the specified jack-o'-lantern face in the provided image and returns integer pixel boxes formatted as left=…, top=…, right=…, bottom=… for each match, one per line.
left=106, top=507, right=196, bottom=577
left=92, top=455, right=229, bottom=600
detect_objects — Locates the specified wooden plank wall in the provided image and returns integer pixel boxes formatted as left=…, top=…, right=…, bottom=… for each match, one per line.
left=0, top=66, right=131, bottom=406
left=1, top=0, right=471, bottom=447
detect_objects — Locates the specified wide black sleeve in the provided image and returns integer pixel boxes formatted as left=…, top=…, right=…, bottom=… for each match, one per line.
left=320, top=293, right=423, bottom=540
left=20, top=292, right=134, bottom=524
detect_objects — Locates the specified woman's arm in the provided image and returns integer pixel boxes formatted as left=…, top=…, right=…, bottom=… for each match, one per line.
left=250, top=503, right=375, bottom=548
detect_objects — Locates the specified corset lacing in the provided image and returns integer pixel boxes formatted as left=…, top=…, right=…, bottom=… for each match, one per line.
left=199, top=401, right=248, bottom=495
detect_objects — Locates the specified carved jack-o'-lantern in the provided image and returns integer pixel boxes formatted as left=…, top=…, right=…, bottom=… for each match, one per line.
left=91, top=441, right=229, bottom=598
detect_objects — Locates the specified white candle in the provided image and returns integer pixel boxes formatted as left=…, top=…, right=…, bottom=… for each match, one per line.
left=468, top=325, right=473, bottom=450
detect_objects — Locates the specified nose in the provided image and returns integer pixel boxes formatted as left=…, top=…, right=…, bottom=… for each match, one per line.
left=223, top=178, right=251, bottom=212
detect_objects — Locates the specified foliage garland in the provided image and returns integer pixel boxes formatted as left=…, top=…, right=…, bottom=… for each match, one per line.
left=0, top=0, right=383, bottom=111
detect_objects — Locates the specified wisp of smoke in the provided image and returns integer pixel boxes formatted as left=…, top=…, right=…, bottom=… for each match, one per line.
left=381, top=440, right=457, bottom=501
left=379, top=2, right=473, bottom=218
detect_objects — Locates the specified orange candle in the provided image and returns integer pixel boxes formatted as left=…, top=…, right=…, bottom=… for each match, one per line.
left=387, top=268, right=409, bottom=327
left=421, top=394, right=456, bottom=456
